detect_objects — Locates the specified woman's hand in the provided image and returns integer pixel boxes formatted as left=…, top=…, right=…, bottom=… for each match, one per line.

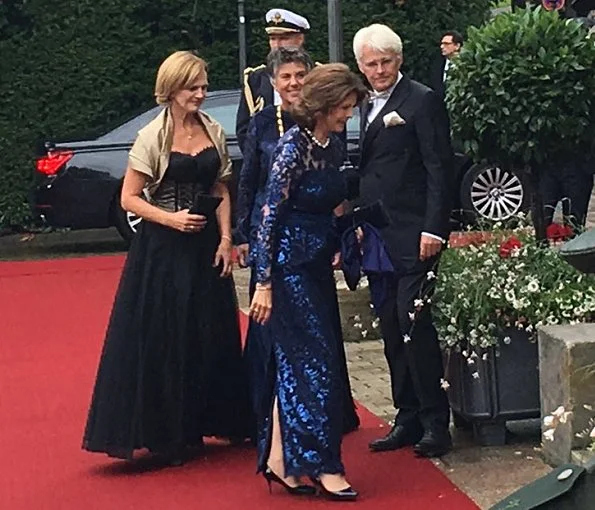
left=167, top=209, right=207, bottom=233
left=213, top=236, right=233, bottom=277
left=332, top=251, right=342, bottom=269
left=236, top=243, right=250, bottom=268
left=249, top=286, right=272, bottom=325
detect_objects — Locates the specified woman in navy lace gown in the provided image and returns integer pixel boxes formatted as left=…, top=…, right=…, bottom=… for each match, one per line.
left=83, top=51, right=252, bottom=463
left=249, top=64, right=367, bottom=501
left=236, top=48, right=360, bottom=437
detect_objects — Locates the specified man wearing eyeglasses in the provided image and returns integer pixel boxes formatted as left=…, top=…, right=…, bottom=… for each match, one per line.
left=428, top=31, right=464, bottom=99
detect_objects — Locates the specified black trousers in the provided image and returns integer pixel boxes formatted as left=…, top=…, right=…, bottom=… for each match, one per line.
left=370, top=261, right=450, bottom=432
left=541, top=161, right=594, bottom=230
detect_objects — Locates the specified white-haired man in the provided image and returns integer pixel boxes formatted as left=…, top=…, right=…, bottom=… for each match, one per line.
left=353, top=24, right=454, bottom=458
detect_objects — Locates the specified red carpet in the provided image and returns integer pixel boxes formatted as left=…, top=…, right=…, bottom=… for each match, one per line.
left=0, top=255, right=478, bottom=510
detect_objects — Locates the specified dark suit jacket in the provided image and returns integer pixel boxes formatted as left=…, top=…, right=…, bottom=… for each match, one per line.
left=428, top=56, right=447, bottom=98
left=358, top=75, right=454, bottom=269
left=236, top=66, right=275, bottom=153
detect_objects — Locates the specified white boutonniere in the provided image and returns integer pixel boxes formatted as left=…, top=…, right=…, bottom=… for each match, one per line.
left=383, top=110, right=406, bottom=127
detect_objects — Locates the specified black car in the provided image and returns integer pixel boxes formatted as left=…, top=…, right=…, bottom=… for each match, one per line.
left=33, top=89, right=528, bottom=242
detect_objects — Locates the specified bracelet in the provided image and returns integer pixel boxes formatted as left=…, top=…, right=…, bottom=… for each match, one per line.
left=255, top=284, right=272, bottom=291
left=220, top=235, right=232, bottom=242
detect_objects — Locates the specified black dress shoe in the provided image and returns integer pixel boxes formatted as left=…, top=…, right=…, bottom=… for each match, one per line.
left=413, top=429, right=452, bottom=458
left=310, top=477, right=358, bottom=502
left=368, top=424, right=423, bottom=452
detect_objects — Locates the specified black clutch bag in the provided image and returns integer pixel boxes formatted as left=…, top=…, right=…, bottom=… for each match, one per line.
left=189, top=194, right=223, bottom=215
left=351, top=199, right=391, bottom=228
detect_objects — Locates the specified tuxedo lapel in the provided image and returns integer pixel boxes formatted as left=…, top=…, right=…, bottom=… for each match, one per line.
left=359, top=99, right=370, bottom=151
left=362, top=76, right=412, bottom=154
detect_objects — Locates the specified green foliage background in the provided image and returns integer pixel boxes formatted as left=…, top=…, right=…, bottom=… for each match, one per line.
left=0, top=0, right=490, bottom=228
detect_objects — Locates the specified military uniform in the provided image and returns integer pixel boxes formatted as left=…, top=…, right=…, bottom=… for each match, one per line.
left=235, top=8, right=310, bottom=153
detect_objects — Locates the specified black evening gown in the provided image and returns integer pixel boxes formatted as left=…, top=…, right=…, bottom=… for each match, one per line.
left=83, top=148, right=253, bottom=460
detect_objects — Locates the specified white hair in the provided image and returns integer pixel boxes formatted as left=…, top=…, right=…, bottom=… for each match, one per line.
left=353, top=24, right=403, bottom=62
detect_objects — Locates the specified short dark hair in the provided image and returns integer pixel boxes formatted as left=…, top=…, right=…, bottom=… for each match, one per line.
left=291, top=63, right=368, bottom=130
left=266, top=46, right=314, bottom=78
left=442, top=30, right=464, bottom=46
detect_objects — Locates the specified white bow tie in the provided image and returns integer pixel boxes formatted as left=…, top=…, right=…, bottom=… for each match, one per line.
left=369, top=89, right=391, bottom=102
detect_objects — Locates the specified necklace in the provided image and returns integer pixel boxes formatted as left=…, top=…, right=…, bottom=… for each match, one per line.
left=276, top=106, right=285, bottom=137
left=304, top=127, right=330, bottom=149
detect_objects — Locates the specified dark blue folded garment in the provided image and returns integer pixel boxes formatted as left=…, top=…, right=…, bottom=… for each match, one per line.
left=340, top=221, right=399, bottom=310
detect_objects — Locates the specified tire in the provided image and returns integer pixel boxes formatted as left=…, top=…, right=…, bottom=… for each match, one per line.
left=460, top=162, right=529, bottom=224
left=113, top=198, right=142, bottom=243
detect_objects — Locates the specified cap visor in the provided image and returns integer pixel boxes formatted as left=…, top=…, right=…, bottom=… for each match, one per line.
left=265, top=27, right=301, bottom=34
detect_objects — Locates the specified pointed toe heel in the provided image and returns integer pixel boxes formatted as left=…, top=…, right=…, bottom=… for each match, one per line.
left=310, top=477, right=359, bottom=502
left=262, top=468, right=316, bottom=496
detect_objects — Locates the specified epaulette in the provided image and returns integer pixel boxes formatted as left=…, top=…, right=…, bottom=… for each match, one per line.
left=243, top=63, right=266, bottom=75
left=314, top=61, right=323, bottom=67
left=242, top=64, right=267, bottom=116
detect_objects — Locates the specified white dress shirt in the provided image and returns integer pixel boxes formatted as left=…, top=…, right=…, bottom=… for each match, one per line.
left=273, top=89, right=281, bottom=106
left=366, top=72, right=402, bottom=126
left=366, top=72, right=445, bottom=244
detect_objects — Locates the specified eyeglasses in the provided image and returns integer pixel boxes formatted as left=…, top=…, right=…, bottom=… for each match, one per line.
left=440, top=41, right=455, bottom=46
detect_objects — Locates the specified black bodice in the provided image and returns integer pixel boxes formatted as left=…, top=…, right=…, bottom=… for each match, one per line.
left=152, top=147, right=220, bottom=212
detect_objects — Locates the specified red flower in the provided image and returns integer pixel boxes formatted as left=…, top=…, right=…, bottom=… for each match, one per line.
left=499, top=236, right=522, bottom=258
left=546, top=223, right=573, bottom=243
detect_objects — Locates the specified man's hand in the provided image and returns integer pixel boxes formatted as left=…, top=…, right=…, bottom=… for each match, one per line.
left=419, top=234, right=443, bottom=261
left=332, top=251, right=341, bottom=269
left=213, top=238, right=233, bottom=277
left=236, top=243, right=249, bottom=268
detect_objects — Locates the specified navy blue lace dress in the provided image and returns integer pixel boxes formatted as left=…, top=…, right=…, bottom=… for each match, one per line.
left=253, top=125, right=351, bottom=477
left=83, top=148, right=253, bottom=460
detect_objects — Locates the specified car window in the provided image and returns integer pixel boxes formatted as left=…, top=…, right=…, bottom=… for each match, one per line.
left=95, top=90, right=361, bottom=142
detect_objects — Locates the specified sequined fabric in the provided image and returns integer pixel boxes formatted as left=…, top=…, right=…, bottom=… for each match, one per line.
left=252, top=125, right=350, bottom=477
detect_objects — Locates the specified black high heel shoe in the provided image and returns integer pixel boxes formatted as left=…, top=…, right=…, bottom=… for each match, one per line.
left=310, top=476, right=359, bottom=502
left=262, top=468, right=316, bottom=496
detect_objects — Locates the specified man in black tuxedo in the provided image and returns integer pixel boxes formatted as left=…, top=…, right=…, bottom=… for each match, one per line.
left=353, top=24, right=454, bottom=458
left=428, top=30, right=463, bottom=99
left=235, top=8, right=310, bottom=152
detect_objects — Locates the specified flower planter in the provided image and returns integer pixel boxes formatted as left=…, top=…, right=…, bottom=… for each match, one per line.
left=444, top=329, right=540, bottom=446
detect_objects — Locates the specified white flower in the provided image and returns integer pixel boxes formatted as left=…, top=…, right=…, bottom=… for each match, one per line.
left=583, top=404, right=593, bottom=411
left=354, top=314, right=361, bottom=322
left=467, top=357, right=475, bottom=365
left=503, top=336, right=512, bottom=345
left=543, top=415, right=555, bottom=428
left=361, top=330, right=368, bottom=338
left=552, top=406, right=566, bottom=419
left=472, top=372, right=480, bottom=379
left=427, top=271, right=436, bottom=281
left=372, top=318, right=380, bottom=329
left=440, top=378, right=450, bottom=390
left=482, top=353, right=488, bottom=361
left=527, top=281, right=540, bottom=293
left=543, top=429, right=556, bottom=441
left=403, top=334, right=411, bottom=343
left=409, top=312, right=416, bottom=321
left=353, top=322, right=363, bottom=329
left=414, top=299, right=424, bottom=309
left=559, top=412, right=572, bottom=424
left=382, top=110, right=406, bottom=127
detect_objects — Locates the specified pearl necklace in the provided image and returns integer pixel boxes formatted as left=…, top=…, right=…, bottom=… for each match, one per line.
left=276, top=106, right=284, bottom=137
left=304, top=127, right=330, bottom=149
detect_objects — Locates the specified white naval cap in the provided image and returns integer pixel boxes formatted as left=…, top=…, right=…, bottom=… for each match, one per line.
left=265, top=8, right=310, bottom=34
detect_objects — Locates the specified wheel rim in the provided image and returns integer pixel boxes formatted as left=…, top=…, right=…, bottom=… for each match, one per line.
left=470, top=166, right=524, bottom=221
left=126, top=212, right=142, bottom=233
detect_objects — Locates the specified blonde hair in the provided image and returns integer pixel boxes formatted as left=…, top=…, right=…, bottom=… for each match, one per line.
left=353, top=24, right=403, bottom=62
left=291, top=63, right=368, bottom=130
left=154, top=51, right=207, bottom=105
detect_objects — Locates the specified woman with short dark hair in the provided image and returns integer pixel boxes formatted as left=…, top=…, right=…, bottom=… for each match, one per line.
left=249, top=63, right=367, bottom=501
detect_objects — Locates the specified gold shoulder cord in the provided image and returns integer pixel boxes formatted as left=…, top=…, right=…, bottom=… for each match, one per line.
left=243, top=64, right=266, bottom=116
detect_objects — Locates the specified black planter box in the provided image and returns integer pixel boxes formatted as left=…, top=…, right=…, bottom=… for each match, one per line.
left=444, top=329, right=540, bottom=446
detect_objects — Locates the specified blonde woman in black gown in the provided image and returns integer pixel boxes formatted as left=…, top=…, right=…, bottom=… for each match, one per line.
left=83, top=51, right=252, bottom=464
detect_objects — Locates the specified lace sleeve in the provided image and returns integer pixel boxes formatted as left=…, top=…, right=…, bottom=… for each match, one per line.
left=235, top=117, right=259, bottom=245
left=254, top=135, right=301, bottom=284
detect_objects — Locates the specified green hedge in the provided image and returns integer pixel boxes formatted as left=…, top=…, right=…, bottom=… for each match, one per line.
left=0, top=0, right=490, bottom=228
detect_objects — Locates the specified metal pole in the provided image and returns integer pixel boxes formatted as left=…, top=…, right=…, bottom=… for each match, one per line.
left=238, top=0, right=247, bottom=83
left=328, top=0, right=343, bottom=62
